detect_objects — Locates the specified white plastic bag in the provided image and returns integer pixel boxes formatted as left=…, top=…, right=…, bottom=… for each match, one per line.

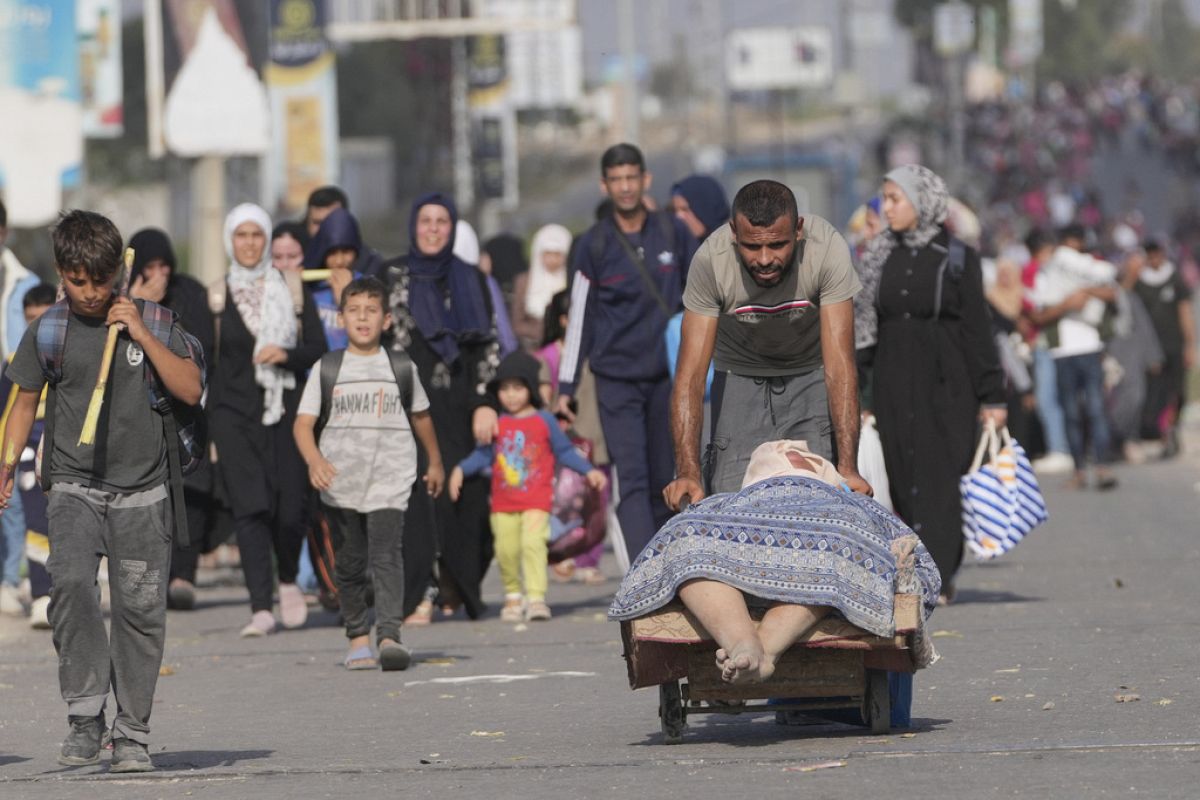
left=858, top=415, right=893, bottom=512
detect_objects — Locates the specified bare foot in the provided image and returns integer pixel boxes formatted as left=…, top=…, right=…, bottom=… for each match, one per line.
left=720, top=640, right=771, bottom=684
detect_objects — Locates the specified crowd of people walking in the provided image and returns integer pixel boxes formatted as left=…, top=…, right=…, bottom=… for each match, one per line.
left=0, top=118, right=1193, bottom=768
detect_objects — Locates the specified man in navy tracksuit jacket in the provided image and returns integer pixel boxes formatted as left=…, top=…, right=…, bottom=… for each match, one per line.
left=556, top=143, right=698, bottom=559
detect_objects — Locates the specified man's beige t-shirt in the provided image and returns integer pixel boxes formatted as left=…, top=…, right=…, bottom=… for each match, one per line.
left=683, top=214, right=860, bottom=376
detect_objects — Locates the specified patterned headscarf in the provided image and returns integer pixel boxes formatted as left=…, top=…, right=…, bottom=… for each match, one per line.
left=854, top=165, right=951, bottom=350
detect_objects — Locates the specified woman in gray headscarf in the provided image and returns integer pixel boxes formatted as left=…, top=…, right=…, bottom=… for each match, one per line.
left=857, top=165, right=1006, bottom=603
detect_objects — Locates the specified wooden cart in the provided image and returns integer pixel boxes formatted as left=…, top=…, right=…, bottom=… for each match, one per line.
left=620, top=594, right=923, bottom=743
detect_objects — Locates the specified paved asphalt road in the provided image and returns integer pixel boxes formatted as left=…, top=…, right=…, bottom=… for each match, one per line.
left=1, top=428, right=1198, bottom=799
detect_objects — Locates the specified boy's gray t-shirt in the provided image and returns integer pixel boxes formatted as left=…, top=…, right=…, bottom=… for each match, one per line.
left=7, top=311, right=194, bottom=494
left=298, top=349, right=431, bottom=512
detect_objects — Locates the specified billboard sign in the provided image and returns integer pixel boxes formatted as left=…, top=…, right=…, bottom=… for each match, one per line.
left=159, top=0, right=271, bottom=156
left=265, top=0, right=340, bottom=213
left=78, top=0, right=122, bottom=137
left=0, top=0, right=84, bottom=226
left=725, top=27, right=833, bottom=91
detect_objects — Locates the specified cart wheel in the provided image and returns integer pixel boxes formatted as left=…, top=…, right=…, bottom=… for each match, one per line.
left=659, top=681, right=686, bottom=744
left=864, top=669, right=891, bottom=735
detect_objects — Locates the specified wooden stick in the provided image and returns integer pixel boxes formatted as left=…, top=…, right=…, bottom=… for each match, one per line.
left=0, top=383, right=19, bottom=466
left=78, top=247, right=133, bottom=446
left=77, top=324, right=121, bottom=446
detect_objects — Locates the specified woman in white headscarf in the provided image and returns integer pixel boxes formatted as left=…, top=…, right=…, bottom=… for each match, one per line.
left=858, top=165, right=1005, bottom=604
left=210, top=203, right=327, bottom=637
left=511, top=224, right=572, bottom=349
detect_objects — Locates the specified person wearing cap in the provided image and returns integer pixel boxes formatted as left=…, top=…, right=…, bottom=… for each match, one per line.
left=450, top=350, right=606, bottom=623
left=127, top=228, right=217, bottom=611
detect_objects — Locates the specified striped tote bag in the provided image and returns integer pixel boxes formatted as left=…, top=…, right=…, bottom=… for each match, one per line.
left=961, top=423, right=1049, bottom=559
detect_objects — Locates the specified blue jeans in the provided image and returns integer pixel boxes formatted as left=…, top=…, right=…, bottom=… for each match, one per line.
left=0, top=488, right=25, bottom=586
left=1055, top=352, right=1111, bottom=470
left=1033, top=347, right=1069, bottom=455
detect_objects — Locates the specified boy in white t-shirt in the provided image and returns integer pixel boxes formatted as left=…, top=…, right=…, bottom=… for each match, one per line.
left=294, top=277, right=444, bottom=671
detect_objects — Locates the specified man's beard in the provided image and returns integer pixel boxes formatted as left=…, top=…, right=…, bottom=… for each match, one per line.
left=740, top=254, right=795, bottom=287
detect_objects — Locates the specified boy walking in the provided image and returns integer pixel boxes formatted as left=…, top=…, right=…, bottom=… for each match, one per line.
left=450, top=351, right=606, bottom=622
left=0, top=211, right=204, bottom=772
left=294, top=277, right=443, bottom=670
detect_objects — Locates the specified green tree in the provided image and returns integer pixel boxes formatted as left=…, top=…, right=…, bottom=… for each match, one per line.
left=1036, top=0, right=1130, bottom=83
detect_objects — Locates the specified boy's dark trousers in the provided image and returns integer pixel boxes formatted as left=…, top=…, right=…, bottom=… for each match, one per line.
left=46, top=483, right=172, bottom=745
left=323, top=504, right=405, bottom=645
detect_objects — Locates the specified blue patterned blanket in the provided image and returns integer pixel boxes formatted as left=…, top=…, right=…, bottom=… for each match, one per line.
left=609, top=477, right=942, bottom=637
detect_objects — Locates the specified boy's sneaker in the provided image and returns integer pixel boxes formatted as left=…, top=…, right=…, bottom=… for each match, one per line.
left=29, top=596, right=51, bottom=629
left=58, top=714, right=104, bottom=766
left=110, top=738, right=154, bottom=773
left=499, top=595, right=525, bottom=623
left=526, top=600, right=552, bottom=622
left=379, top=640, right=412, bottom=672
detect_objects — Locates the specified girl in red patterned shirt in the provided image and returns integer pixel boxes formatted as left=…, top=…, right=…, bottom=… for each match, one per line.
left=449, top=351, right=605, bottom=622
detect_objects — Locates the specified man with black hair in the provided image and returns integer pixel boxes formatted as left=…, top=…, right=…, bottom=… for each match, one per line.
left=303, top=185, right=384, bottom=278
left=1129, top=240, right=1195, bottom=457
left=664, top=179, right=868, bottom=510
left=557, top=143, right=698, bottom=559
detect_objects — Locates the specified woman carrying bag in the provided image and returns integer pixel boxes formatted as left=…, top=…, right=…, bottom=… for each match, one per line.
left=857, top=165, right=1006, bottom=604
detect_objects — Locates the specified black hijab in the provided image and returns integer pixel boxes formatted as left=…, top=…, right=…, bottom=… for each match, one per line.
left=405, top=193, right=492, bottom=364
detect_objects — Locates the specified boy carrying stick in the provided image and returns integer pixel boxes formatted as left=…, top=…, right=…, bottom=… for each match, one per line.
left=0, top=211, right=203, bottom=772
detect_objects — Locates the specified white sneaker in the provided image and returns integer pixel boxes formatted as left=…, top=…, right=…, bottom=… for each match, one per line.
left=240, top=610, right=278, bottom=638
left=0, top=584, right=23, bottom=616
left=1032, top=452, right=1074, bottom=475
left=29, top=596, right=51, bottom=629
left=278, top=583, right=308, bottom=629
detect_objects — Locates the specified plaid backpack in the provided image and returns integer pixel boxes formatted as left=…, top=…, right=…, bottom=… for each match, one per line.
left=35, top=298, right=208, bottom=545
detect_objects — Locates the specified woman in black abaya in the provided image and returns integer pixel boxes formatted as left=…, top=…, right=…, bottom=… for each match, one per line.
left=387, top=194, right=501, bottom=622
left=858, top=165, right=1006, bottom=603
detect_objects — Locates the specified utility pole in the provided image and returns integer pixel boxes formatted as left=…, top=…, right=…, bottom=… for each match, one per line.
left=451, top=36, right=474, bottom=213
left=618, top=0, right=639, bottom=144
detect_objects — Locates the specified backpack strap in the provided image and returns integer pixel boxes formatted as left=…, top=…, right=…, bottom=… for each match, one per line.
left=386, top=347, right=413, bottom=416
left=947, top=237, right=968, bottom=280
left=933, top=237, right=969, bottom=320
left=315, top=350, right=346, bottom=439
left=34, top=300, right=70, bottom=385
left=134, top=299, right=200, bottom=548
left=34, top=301, right=70, bottom=492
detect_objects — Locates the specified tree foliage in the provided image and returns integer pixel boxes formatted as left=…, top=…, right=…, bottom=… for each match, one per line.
left=894, top=0, right=1200, bottom=85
